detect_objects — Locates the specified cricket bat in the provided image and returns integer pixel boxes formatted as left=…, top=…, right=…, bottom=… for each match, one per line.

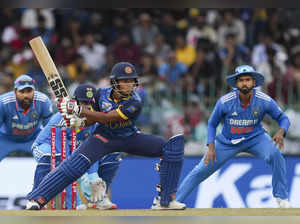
left=29, top=36, right=69, bottom=98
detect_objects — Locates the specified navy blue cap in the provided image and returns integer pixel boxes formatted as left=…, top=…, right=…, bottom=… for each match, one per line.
left=110, top=62, right=138, bottom=80
left=14, top=74, right=35, bottom=91
left=73, top=84, right=96, bottom=102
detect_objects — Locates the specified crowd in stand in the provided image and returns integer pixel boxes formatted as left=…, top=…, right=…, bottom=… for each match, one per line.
left=0, top=8, right=299, bottom=154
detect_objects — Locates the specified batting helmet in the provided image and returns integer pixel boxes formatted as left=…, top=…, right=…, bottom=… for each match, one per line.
left=73, top=84, right=96, bottom=102
left=110, top=62, right=139, bottom=97
left=110, top=62, right=138, bottom=80
left=226, top=65, right=264, bottom=88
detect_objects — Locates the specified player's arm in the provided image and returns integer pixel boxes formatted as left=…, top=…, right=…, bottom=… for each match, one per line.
left=207, top=100, right=224, bottom=145
left=266, top=99, right=290, bottom=150
left=205, top=100, right=224, bottom=166
left=41, top=96, right=54, bottom=126
left=0, top=101, right=5, bottom=125
left=267, top=99, right=290, bottom=136
left=82, top=100, right=142, bottom=125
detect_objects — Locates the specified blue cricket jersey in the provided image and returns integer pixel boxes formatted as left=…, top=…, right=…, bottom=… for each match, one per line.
left=34, top=112, right=96, bottom=153
left=207, top=89, right=290, bottom=145
left=0, top=91, right=53, bottom=142
left=93, top=87, right=142, bottom=138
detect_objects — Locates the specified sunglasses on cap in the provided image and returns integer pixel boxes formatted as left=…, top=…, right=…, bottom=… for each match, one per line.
left=16, top=80, right=35, bottom=86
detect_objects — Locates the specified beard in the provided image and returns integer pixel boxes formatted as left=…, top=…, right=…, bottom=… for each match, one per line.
left=17, top=97, right=33, bottom=109
left=238, top=86, right=253, bottom=95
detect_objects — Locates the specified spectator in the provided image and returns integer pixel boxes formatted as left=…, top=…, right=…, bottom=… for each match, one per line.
left=145, top=33, right=171, bottom=65
left=112, top=31, right=141, bottom=66
left=217, top=9, right=246, bottom=48
left=186, top=12, right=217, bottom=49
left=78, top=33, right=107, bottom=71
left=157, top=13, right=178, bottom=46
left=31, top=15, right=56, bottom=46
left=282, top=45, right=300, bottom=105
left=175, top=34, right=196, bottom=67
left=132, top=13, right=159, bottom=50
left=54, top=36, right=77, bottom=66
left=21, top=8, right=55, bottom=30
left=157, top=51, right=188, bottom=98
left=251, top=31, right=287, bottom=68
left=189, top=48, right=216, bottom=105
left=219, top=33, right=250, bottom=71
left=2, top=16, right=25, bottom=52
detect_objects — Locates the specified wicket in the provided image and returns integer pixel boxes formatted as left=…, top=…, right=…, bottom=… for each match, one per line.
left=50, top=125, right=77, bottom=210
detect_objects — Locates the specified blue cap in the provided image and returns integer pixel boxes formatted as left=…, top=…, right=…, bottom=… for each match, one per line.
left=14, top=74, right=35, bottom=91
left=226, top=65, right=264, bottom=88
left=110, top=62, right=138, bottom=80
left=73, top=84, right=96, bottom=102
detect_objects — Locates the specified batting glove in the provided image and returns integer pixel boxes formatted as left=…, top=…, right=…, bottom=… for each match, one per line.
left=90, top=178, right=106, bottom=203
left=69, top=114, right=86, bottom=128
left=57, top=97, right=82, bottom=116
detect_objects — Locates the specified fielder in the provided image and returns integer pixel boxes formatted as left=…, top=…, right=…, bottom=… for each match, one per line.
left=29, top=84, right=120, bottom=210
left=176, top=65, right=291, bottom=208
left=0, top=74, right=53, bottom=162
left=26, top=62, right=186, bottom=210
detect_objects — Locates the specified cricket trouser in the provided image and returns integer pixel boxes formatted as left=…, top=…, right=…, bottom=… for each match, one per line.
left=0, top=135, right=34, bottom=162
left=176, top=133, right=288, bottom=202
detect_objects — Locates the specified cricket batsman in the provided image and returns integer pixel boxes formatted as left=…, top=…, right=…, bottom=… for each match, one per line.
left=176, top=65, right=291, bottom=208
left=26, top=62, right=186, bottom=210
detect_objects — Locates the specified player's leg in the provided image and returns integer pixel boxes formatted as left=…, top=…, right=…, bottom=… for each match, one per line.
left=98, top=152, right=122, bottom=191
left=247, top=133, right=290, bottom=208
left=124, top=133, right=186, bottom=209
left=26, top=135, right=113, bottom=210
left=95, top=152, right=122, bottom=209
left=31, top=143, right=61, bottom=190
left=176, top=140, right=241, bottom=202
left=0, top=136, right=23, bottom=162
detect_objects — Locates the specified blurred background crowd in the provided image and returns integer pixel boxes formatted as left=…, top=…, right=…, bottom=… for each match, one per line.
left=0, top=8, right=299, bottom=156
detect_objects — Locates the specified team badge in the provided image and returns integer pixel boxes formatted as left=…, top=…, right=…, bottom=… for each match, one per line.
left=31, top=111, right=38, bottom=120
left=125, top=66, right=132, bottom=74
left=102, top=101, right=112, bottom=111
left=86, top=88, right=94, bottom=98
left=252, top=108, right=259, bottom=117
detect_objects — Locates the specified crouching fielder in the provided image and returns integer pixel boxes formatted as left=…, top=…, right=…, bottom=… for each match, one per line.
left=26, top=62, right=186, bottom=210
left=28, top=84, right=120, bottom=209
left=176, top=65, right=291, bottom=208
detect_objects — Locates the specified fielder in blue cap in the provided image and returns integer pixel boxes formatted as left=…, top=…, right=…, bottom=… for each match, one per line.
left=0, top=74, right=53, bottom=164
left=26, top=62, right=186, bottom=210
left=176, top=64, right=291, bottom=208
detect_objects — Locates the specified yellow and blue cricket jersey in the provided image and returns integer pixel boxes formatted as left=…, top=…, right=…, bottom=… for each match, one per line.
left=92, top=86, right=142, bottom=138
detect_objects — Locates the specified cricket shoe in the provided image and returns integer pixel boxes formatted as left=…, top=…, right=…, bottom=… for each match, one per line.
left=151, top=196, right=186, bottom=210
left=88, top=195, right=117, bottom=210
left=276, top=197, right=292, bottom=208
left=25, top=200, right=41, bottom=210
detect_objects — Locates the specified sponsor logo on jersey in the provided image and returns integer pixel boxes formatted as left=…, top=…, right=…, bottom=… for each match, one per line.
left=231, top=112, right=238, bottom=116
left=12, top=115, right=18, bottom=120
left=31, top=111, right=39, bottom=120
left=252, top=108, right=259, bottom=117
left=229, top=119, right=258, bottom=126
